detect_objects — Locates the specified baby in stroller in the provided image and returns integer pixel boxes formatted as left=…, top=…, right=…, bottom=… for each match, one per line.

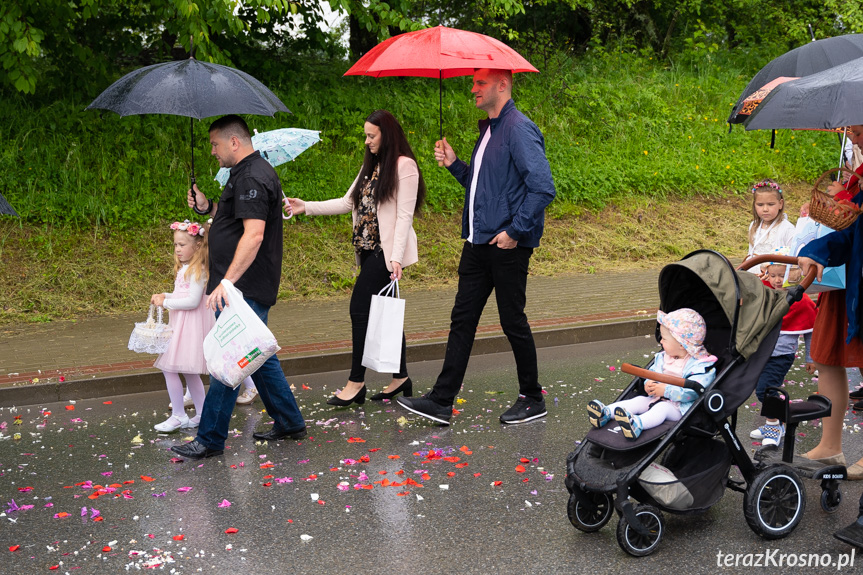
left=587, top=308, right=718, bottom=440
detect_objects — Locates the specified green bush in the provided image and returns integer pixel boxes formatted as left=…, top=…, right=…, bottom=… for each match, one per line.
left=0, top=50, right=841, bottom=228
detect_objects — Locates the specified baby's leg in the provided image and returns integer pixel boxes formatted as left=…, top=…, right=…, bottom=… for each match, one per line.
left=608, top=395, right=655, bottom=415
left=639, top=401, right=682, bottom=430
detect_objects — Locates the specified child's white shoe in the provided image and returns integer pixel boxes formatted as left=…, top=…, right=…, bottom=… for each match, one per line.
left=236, top=387, right=259, bottom=405
left=169, top=390, right=194, bottom=409
left=154, top=414, right=189, bottom=433
left=181, top=414, right=201, bottom=429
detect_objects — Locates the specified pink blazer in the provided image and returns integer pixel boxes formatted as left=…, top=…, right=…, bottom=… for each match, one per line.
left=304, top=156, right=419, bottom=272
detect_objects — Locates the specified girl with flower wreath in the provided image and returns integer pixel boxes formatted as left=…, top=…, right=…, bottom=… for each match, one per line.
left=743, top=179, right=796, bottom=276
left=150, top=219, right=214, bottom=432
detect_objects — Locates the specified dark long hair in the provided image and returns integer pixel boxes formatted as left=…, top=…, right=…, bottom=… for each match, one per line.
left=352, top=110, right=426, bottom=213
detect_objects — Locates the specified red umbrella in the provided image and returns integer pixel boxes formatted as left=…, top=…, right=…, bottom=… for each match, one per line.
left=345, top=25, right=538, bottom=137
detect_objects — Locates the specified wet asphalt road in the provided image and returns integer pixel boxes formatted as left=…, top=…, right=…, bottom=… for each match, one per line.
left=2, top=336, right=862, bottom=574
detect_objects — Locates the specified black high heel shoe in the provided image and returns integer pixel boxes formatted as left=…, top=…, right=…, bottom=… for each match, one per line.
left=327, top=385, right=367, bottom=407
left=369, top=378, right=413, bottom=401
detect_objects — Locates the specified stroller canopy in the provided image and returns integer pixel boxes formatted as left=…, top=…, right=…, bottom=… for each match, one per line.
left=658, top=251, right=789, bottom=360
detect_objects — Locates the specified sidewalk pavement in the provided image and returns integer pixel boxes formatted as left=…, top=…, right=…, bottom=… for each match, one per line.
left=0, top=268, right=663, bottom=406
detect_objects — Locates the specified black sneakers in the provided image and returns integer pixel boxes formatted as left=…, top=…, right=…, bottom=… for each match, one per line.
left=397, top=395, right=452, bottom=425
left=499, top=395, right=547, bottom=424
left=398, top=393, right=547, bottom=425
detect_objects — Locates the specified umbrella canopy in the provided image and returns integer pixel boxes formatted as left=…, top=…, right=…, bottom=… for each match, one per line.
left=87, top=56, right=290, bottom=187
left=215, top=128, right=321, bottom=187
left=344, top=25, right=538, bottom=79
left=0, top=191, right=19, bottom=217
left=735, top=76, right=798, bottom=119
left=86, top=59, right=288, bottom=119
left=744, top=56, right=863, bottom=131
left=344, top=25, right=537, bottom=137
left=728, top=33, right=863, bottom=124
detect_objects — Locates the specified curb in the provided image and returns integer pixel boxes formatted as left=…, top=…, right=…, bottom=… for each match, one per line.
left=0, top=318, right=654, bottom=408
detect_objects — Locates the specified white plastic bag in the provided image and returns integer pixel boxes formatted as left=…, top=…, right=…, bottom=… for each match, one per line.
left=203, top=280, right=281, bottom=388
left=361, top=279, right=405, bottom=373
left=637, top=462, right=694, bottom=510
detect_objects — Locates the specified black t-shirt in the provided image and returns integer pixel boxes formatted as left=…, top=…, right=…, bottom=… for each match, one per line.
left=207, top=151, right=283, bottom=307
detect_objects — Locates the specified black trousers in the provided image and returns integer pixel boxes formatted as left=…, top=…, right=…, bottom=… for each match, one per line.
left=348, top=248, right=408, bottom=382
left=428, top=242, right=541, bottom=406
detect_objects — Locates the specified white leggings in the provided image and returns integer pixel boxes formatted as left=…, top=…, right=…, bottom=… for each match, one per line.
left=608, top=396, right=682, bottom=431
left=163, top=372, right=206, bottom=418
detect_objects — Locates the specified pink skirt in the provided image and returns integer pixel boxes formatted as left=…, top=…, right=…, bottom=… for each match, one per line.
left=153, top=298, right=215, bottom=374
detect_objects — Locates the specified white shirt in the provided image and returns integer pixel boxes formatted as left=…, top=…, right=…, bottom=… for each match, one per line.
left=163, top=264, right=207, bottom=310
left=746, top=215, right=796, bottom=273
left=467, top=127, right=492, bottom=243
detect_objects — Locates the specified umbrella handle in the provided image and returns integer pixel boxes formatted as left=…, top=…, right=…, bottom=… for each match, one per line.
left=438, top=70, right=444, bottom=167
left=189, top=116, right=196, bottom=192
left=281, top=191, right=293, bottom=220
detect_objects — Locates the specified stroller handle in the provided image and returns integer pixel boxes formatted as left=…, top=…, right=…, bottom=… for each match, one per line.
left=736, top=254, right=817, bottom=290
left=621, top=363, right=687, bottom=387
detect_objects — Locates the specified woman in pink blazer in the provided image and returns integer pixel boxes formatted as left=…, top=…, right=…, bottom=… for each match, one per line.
left=288, top=110, right=426, bottom=406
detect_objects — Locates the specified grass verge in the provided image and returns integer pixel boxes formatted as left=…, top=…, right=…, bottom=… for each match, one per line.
left=0, top=183, right=809, bottom=324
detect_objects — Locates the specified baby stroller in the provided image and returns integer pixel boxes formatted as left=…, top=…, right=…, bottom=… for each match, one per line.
left=564, top=250, right=847, bottom=557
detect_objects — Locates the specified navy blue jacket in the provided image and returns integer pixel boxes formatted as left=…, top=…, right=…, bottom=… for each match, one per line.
left=799, top=215, right=863, bottom=343
left=447, top=99, right=555, bottom=248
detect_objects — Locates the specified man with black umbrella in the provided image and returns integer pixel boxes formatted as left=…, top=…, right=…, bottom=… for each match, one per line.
left=171, top=115, right=306, bottom=460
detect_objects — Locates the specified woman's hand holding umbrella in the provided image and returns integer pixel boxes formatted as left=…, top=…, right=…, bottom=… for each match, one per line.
left=286, top=197, right=305, bottom=215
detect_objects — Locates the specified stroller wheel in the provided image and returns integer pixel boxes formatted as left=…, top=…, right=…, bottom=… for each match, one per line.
left=820, top=488, right=842, bottom=514
left=616, top=504, right=663, bottom=557
left=744, top=464, right=805, bottom=539
left=567, top=491, right=613, bottom=532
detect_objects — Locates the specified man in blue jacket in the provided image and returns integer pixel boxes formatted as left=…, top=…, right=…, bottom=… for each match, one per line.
left=398, top=68, right=556, bottom=425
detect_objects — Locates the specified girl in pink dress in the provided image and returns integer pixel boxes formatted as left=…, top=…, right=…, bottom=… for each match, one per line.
left=150, top=220, right=214, bottom=432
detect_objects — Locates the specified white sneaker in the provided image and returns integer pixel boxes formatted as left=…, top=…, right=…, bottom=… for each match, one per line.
left=169, top=390, right=194, bottom=409
left=154, top=414, right=189, bottom=433
left=181, top=414, right=201, bottom=429
left=236, top=387, right=259, bottom=405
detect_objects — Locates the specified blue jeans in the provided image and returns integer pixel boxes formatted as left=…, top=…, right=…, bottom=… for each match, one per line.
left=196, top=297, right=305, bottom=450
left=755, top=353, right=796, bottom=403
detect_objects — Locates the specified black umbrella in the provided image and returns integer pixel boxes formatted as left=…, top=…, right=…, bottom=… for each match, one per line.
left=744, top=56, right=863, bottom=131
left=87, top=51, right=289, bottom=186
left=0, top=191, right=19, bottom=217
left=728, top=33, right=863, bottom=125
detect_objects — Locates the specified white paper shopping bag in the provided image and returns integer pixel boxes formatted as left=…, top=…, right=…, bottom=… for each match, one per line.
left=362, top=279, right=405, bottom=373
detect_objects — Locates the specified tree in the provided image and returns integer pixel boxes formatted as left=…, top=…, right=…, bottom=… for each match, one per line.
left=0, top=0, right=294, bottom=96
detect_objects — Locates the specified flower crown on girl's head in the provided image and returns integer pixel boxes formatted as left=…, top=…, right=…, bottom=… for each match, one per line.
left=170, top=219, right=206, bottom=237
left=751, top=179, right=783, bottom=195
